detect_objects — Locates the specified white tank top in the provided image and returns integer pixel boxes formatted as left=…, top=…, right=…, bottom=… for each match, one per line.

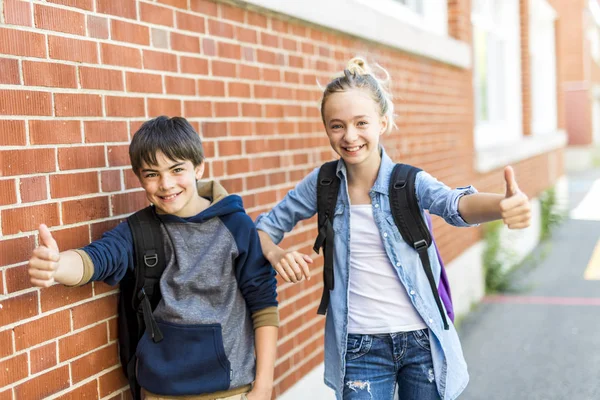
left=347, top=205, right=427, bottom=334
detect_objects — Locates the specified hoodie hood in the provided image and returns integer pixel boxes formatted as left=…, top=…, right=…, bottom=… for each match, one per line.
left=157, top=180, right=244, bottom=224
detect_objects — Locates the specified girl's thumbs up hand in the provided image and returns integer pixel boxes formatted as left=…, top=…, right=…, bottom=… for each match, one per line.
left=499, top=166, right=531, bottom=229
left=29, top=224, right=61, bottom=288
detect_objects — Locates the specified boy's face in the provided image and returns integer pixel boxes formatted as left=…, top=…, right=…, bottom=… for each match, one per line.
left=138, top=151, right=205, bottom=218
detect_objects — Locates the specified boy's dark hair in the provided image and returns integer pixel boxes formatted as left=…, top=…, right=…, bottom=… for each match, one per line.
left=129, top=116, right=204, bottom=176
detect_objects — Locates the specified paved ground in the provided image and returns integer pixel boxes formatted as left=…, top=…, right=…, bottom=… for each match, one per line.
left=458, top=168, right=600, bottom=400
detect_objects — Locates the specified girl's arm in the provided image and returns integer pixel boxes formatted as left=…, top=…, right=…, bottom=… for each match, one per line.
left=458, top=166, right=531, bottom=228
left=258, top=231, right=313, bottom=283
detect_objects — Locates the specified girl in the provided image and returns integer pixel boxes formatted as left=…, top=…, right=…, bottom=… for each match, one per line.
left=255, top=58, right=531, bottom=400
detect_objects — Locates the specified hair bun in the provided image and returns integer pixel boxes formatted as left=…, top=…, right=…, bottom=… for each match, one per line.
left=346, top=56, right=371, bottom=75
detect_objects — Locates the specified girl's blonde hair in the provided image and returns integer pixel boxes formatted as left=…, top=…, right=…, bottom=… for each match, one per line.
left=320, top=57, right=396, bottom=134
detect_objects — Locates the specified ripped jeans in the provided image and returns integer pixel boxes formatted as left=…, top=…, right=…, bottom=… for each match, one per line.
left=343, top=330, right=441, bottom=400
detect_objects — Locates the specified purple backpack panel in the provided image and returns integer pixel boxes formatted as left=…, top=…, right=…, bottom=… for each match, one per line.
left=424, top=212, right=455, bottom=323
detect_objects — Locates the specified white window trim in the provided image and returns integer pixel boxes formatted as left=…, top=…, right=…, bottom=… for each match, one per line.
left=475, top=130, right=567, bottom=173
left=242, top=0, right=470, bottom=69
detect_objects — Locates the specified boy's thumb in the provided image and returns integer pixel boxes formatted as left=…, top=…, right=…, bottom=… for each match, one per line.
left=39, top=224, right=59, bottom=252
left=504, top=166, right=519, bottom=197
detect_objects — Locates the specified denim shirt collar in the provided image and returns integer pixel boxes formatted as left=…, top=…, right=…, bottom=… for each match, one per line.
left=334, top=145, right=396, bottom=196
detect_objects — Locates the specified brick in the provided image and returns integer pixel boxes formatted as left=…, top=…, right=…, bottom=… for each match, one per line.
left=0, top=90, right=52, bottom=116
left=4, top=0, right=32, bottom=26
left=0, top=58, right=20, bottom=84
left=214, top=102, right=238, bottom=118
left=0, top=179, right=17, bottom=206
left=50, top=172, right=98, bottom=198
left=143, top=50, right=177, bottom=72
left=212, top=60, right=236, bottom=77
left=218, top=42, right=241, bottom=59
left=14, top=365, right=70, bottom=399
left=228, top=82, right=250, bottom=98
left=85, top=121, right=128, bottom=143
left=108, top=317, right=118, bottom=341
left=208, top=19, right=234, bottom=39
left=2, top=203, right=59, bottom=235
left=221, top=3, right=245, bottom=23
left=226, top=158, right=250, bottom=175
left=184, top=100, right=212, bottom=117
left=61, top=196, right=110, bottom=224
left=111, top=191, right=148, bottom=215
left=197, top=78, right=224, bottom=96
left=40, top=284, right=92, bottom=312
left=29, top=120, right=81, bottom=145
left=239, top=65, right=260, bottom=80
left=58, top=146, right=105, bottom=170
left=141, top=2, right=174, bottom=27
left=235, top=27, right=257, bottom=44
left=14, top=311, right=71, bottom=351
left=176, top=12, right=205, bottom=33
left=111, top=19, right=149, bottom=46
left=218, top=140, right=242, bottom=156
left=0, top=236, right=35, bottom=267
left=0, top=292, right=38, bottom=326
left=105, top=96, right=145, bottom=117
left=80, top=67, right=123, bottom=91
left=0, top=330, right=13, bottom=359
left=165, top=76, right=196, bottom=95
left=98, top=367, right=128, bottom=397
left=229, top=121, right=254, bottom=136
left=126, top=72, right=163, bottom=93
left=59, top=323, right=107, bottom=361
left=52, top=225, right=90, bottom=250
left=71, top=344, right=119, bottom=383
left=87, top=15, right=109, bottom=39
left=0, top=353, right=28, bottom=387
left=48, top=0, right=94, bottom=11
left=30, top=342, right=58, bottom=374
left=101, top=43, right=142, bottom=68
left=55, top=380, right=98, bottom=399
left=55, top=94, right=102, bottom=117
left=72, top=294, right=118, bottom=329
left=201, top=121, right=226, bottom=138
left=97, top=0, right=137, bottom=19
left=5, top=265, right=32, bottom=293
left=202, top=38, right=216, bottom=56
left=35, top=4, right=85, bottom=35
left=20, top=176, right=48, bottom=203
left=49, top=36, right=97, bottom=63
left=148, top=98, right=182, bottom=117
left=181, top=56, right=209, bottom=75
left=242, top=103, right=261, bottom=117
left=23, top=61, right=77, bottom=88
left=0, top=28, right=45, bottom=57
left=151, top=28, right=169, bottom=49
left=124, top=168, right=141, bottom=189
left=101, top=170, right=121, bottom=192
left=191, top=0, right=218, bottom=16
left=107, top=145, right=130, bottom=167
left=172, top=32, right=201, bottom=54
left=158, top=0, right=187, bottom=9
left=0, top=148, right=55, bottom=176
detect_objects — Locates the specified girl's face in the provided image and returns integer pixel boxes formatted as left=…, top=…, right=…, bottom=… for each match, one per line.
left=323, top=89, right=388, bottom=170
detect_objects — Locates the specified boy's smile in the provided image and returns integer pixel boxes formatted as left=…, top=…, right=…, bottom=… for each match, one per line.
left=139, top=151, right=208, bottom=218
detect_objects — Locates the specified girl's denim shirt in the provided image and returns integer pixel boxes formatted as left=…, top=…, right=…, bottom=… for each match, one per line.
left=255, top=149, right=477, bottom=400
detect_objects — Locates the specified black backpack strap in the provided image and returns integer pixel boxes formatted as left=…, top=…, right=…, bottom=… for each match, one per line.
left=389, top=164, right=449, bottom=330
left=313, top=161, right=340, bottom=315
left=128, top=205, right=166, bottom=342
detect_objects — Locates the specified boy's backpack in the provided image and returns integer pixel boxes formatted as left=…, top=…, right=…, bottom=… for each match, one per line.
left=313, top=161, right=452, bottom=330
left=119, top=205, right=167, bottom=400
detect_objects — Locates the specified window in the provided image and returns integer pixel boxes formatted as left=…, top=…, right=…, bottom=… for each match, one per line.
left=472, top=0, right=522, bottom=149
left=393, top=0, right=424, bottom=15
left=530, top=0, right=558, bottom=134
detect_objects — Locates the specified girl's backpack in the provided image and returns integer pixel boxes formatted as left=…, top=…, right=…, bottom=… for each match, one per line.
left=313, top=161, right=453, bottom=330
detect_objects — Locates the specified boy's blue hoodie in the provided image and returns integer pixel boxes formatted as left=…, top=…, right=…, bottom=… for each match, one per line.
left=74, top=181, right=278, bottom=397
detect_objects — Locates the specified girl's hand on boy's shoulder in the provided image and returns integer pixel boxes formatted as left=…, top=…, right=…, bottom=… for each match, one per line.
left=499, top=166, right=531, bottom=229
left=270, top=250, right=313, bottom=283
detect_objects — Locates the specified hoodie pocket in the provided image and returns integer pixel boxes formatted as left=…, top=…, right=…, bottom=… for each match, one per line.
left=136, top=321, right=230, bottom=396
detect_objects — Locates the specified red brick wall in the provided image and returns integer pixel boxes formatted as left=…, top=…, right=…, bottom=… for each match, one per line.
left=0, top=0, right=561, bottom=398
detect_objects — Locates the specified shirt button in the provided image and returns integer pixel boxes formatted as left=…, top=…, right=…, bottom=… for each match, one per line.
left=396, top=262, right=400, bottom=267
left=383, top=232, right=388, bottom=238
left=410, top=290, right=415, bottom=295
left=428, top=318, right=433, bottom=324
left=374, top=204, right=379, bottom=208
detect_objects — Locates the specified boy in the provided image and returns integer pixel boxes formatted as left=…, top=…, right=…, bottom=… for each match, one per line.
left=28, top=116, right=278, bottom=400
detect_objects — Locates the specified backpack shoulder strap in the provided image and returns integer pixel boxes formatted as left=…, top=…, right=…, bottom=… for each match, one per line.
left=313, top=160, right=340, bottom=315
left=127, top=205, right=166, bottom=341
left=389, top=164, right=449, bottom=330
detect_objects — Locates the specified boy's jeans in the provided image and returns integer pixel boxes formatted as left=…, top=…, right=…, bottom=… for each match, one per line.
left=343, top=329, right=441, bottom=400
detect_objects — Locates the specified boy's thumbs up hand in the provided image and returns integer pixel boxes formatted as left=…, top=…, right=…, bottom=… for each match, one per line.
left=499, top=166, right=531, bottom=229
left=29, top=224, right=61, bottom=288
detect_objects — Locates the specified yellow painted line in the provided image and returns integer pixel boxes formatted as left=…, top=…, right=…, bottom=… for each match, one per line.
left=584, top=239, right=600, bottom=280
